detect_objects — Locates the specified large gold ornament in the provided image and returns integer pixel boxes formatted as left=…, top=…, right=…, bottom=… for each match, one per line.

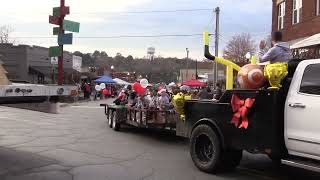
left=172, top=93, right=192, bottom=120
left=264, top=62, right=288, bottom=89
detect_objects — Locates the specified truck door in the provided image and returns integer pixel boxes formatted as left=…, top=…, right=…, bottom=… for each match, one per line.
left=285, top=62, right=320, bottom=160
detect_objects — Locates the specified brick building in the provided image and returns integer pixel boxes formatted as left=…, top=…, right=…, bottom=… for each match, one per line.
left=272, top=0, right=320, bottom=58
left=0, top=44, right=83, bottom=84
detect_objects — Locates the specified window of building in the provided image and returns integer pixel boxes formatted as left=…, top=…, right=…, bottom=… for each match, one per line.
left=317, top=0, right=320, bottom=16
left=300, top=64, right=320, bottom=95
left=293, top=0, right=302, bottom=24
left=278, top=2, right=285, bottom=30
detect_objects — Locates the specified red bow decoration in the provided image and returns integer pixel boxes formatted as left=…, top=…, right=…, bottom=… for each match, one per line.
left=231, top=95, right=255, bottom=129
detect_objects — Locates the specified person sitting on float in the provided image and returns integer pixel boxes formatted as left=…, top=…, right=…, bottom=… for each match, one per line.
left=128, top=91, right=138, bottom=107
left=259, top=31, right=293, bottom=64
left=148, top=90, right=158, bottom=109
left=158, top=89, right=170, bottom=111
left=135, top=94, right=150, bottom=109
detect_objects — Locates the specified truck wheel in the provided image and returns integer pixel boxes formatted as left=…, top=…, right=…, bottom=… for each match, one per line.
left=190, top=124, right=222, bottom=173
left=108, top=111, right=113, bottom=128
left=112, top=112, right=120, bottom=131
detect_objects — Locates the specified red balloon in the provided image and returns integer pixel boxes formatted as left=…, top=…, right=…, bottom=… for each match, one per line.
left=132, top=82, right=140, bottom=91
left=132, top=82, right=146, bottom=95
left=103, top=89, right=109, bottom=96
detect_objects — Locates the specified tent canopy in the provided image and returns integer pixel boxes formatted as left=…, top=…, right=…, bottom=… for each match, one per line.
left=291, top=33, right=320, bottom=49
left=182, top=79, right=206, bottom=87
left=94, top=76, right=116, bottom=84
left=113, top=78, right=131, bottom=85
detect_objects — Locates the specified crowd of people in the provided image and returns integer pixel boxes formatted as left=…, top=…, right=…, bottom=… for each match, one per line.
left=113, top=82, right=224, bottom=112
left=77, top=81, right=118, bottom=101
left=115, top=88, right=174, bottom=111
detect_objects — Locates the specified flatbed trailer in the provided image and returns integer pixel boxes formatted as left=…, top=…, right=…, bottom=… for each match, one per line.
left=100, top=104, right=178, bottom=131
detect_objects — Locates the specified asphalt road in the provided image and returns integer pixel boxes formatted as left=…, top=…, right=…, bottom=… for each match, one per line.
left=0, top=100, right=319, bottom=180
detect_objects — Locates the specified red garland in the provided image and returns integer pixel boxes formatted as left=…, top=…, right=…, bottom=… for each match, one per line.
left=231, top=95, right=255, bottom=129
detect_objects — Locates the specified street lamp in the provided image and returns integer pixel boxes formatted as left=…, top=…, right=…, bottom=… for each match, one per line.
left=245, top=52, right=251, bottom=62
left=111, top=65, right=114, bottom=78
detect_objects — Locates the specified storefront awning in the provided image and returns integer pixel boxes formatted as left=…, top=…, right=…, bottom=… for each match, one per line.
left=291, top=33, right=320, bottom=49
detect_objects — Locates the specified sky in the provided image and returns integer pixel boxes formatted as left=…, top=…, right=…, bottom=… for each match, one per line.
left=0, top=0, right=272, bottom=60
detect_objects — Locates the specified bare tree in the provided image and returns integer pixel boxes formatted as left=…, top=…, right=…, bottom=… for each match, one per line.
left=223, top=33, right=256, bottom=63
left=0, top=25, right=14, bottom=44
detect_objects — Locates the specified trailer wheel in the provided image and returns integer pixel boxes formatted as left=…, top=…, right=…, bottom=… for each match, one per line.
left=112, top=112, right=120, bottom=131
left=108, top=111, right=113, bottom=128
left=190, top=124, right=222, bottom=173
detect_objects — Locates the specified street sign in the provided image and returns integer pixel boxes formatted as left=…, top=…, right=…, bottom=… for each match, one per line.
left=49, top=0, right=80, bottom=85
left=49, top=46, right=62, bottom=57
left=53, top=27, right=60, bottom=35
left=72, top=55, right=82, bottom=72
left=53, top=6, right=70, bottom=17
left=58, top=33, right=73, bottom=45
left=49, top=16, right=60, bottom=25
left=63, top=20, right=80, bottom=33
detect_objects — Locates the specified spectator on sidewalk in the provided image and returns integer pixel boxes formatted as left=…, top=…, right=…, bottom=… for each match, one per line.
left=213, top=83, right=223, bottom=101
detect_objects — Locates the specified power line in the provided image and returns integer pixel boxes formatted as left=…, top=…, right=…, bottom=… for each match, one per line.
left=12, top=33, right=208, bottom=39
left=2, top=8, right=214, bottom=15
left=83, top=8, right=214, bottom=14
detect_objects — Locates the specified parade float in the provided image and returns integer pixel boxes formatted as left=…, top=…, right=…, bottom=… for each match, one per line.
left=177, top=32, right=320, bottom=174
left=100, top=30, right=320, bottom=174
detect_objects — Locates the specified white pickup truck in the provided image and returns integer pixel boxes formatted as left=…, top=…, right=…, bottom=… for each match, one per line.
left=178, top=59, right=320, bottom=173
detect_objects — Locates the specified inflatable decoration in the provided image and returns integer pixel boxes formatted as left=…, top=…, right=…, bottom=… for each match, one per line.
left=264, top=62, right=288, bottom=89
left=237, top=64, right=266, bottom=89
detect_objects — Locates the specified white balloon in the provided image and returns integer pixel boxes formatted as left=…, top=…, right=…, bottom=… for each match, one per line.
left=95, top=85, right=101, bottom=91
left=140, top=79, right=149, bottom=88
left=100, top=83, right=106, bottom=89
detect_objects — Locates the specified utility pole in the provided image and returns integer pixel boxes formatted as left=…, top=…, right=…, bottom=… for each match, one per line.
left=58, top=0, right=65, bottom=85
left=195, top=59, right=198, bottom=80
left=214, top=7, right=220, bottom=87
left=186, top=48, right=189, bottom=81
